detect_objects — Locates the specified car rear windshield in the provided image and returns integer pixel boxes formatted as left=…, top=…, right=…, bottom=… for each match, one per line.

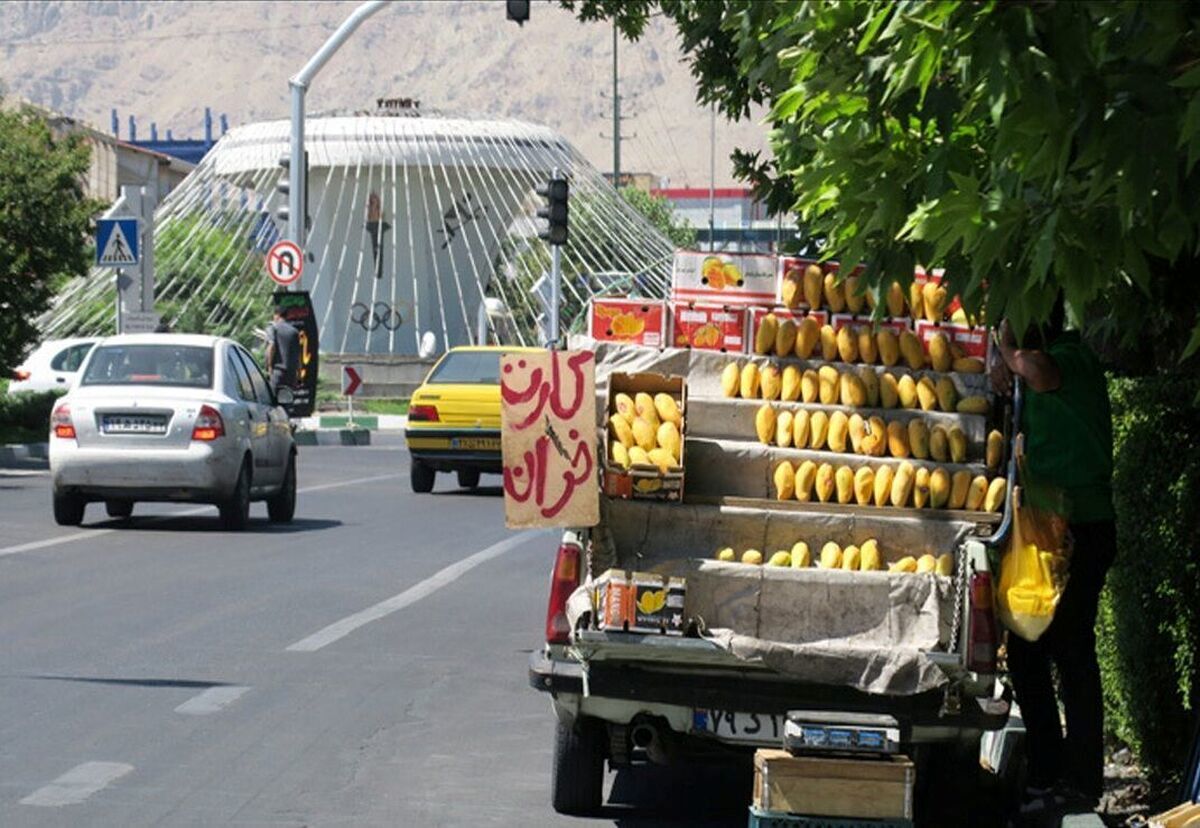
left=81, top=344, right=214, bottom=389
left=425, top=351, right=501, bottom=385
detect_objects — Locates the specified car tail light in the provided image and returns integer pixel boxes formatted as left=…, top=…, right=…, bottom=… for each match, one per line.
left=968, top=571, right=999, bottom=674
left=191, top=405, right=225, bottom=441
left=51, top=403, right=75, bottom=439
left=11, top=369, right=30, bottom=381
left=408, top=404, right=439, bottom=422
left=545, top=541, right=582, bottom=645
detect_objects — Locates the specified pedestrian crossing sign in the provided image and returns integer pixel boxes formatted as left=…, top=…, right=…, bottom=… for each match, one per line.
left=96, top=218, right=140, bottom=266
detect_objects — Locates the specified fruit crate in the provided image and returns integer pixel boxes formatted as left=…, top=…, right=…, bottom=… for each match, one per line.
left=748, top=807, right=912, bottom=828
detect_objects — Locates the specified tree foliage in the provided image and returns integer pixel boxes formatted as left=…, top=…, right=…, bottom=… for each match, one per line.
left=618, top=185, right=696, bottom=250
left=566, top=0, right=1200, bottom=370
left=0, top=100, right=102, bottom=371
left=1098, top=375, right=1200, bottom=782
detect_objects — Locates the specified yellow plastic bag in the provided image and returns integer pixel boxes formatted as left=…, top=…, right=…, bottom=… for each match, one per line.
left=997, top=484, right=1070, bottom=642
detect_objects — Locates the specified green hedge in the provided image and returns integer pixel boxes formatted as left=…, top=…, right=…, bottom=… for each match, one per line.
left=0, top=389, right=64, bottom=436
left=1097, top=375, right=1200, bottom=783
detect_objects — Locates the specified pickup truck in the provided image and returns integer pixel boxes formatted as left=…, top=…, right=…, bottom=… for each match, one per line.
left=528, top=344, right=1017, bottom=818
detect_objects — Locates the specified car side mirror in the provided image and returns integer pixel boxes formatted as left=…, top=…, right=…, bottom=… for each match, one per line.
left=275, top=386, right=295, bottom=406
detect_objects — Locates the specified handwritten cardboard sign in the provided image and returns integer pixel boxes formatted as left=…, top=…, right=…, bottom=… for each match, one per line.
left=501, top=350, right=599, bottom=529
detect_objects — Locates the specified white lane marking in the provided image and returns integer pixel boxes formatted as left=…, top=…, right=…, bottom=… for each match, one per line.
left=286, top=529, right=545, bottom=652
left=174, top=685, right=250, bottom=715
left=0, top=472, right=403, bottom=558
left=20, top=761, right=134, bottom=807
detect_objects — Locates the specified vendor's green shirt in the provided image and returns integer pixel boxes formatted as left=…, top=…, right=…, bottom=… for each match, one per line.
left=1020, top=332, right=1114, bottom=523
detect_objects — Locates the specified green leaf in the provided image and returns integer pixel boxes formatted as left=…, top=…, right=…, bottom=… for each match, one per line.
left=1030, top=209, right=1058, bottom=286
left=1181, top=319, right=1200, bottom=361
left=856, top=6, right=894, bottom=54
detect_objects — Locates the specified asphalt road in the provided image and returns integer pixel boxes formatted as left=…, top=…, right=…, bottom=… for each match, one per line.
left=0, top=434, right=749, bottom=827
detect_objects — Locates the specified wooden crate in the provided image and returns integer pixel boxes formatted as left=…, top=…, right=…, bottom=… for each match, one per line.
left=753, top=749, right=914, bottom=821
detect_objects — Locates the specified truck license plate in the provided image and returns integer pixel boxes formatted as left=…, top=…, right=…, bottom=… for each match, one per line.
left=691, top=709, right=783, bottom=745
left=450, top=437, right=499, bottom=450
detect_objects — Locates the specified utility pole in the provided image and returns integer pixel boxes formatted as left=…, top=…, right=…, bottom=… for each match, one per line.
left=612, top=21, right=621, bottom=189
left=709, top=104, right=716, bottom=252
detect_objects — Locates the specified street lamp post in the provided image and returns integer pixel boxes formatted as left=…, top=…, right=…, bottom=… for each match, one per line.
left=287, top=0, right=390, bottom=279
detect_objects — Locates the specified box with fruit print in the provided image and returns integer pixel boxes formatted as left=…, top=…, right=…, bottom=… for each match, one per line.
left=588, top=298, right=666, bottom=347
left=671, top=250, right=777, bottom=307
left=602, top=372, right=687, bottom=502
left=670, top=302, right=747, bottom=353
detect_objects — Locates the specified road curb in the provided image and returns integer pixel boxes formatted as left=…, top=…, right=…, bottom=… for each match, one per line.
left=0, top=442, right=49, bottom=468
left=293, top=428, right=372, bottom=447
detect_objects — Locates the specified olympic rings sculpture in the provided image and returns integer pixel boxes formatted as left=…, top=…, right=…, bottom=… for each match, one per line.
left=349, top=301, right=406, bottom=332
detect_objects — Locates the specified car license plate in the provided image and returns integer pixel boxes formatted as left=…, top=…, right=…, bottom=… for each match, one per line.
left=691, top=709, right=784, bottom=745
left=450, top=437, right=499, bottom=450
left=102, top=415, right=167, bottom=435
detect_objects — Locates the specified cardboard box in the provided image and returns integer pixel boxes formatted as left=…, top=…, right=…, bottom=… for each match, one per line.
left=603, top=372, right=687, bottom=502
left=669, top=302, right=747, bottom=352
left=776, top=256, right=865, bottom=310
left=595, top=569, right=633, bottom=632
left=594, top=569, right=688, bottom=635
left=830, top=312, right=911, bottom=336
left=915, top=319, right=990, bottom=361
left=672, top=250, right=778, bottom=307
left=747, top=307, right=829, bottom=354
left=588, top=298, right=667, bottom=347
left=631, top=571, right=668, bottom=633
left=753, top=749, right=915, bottom=820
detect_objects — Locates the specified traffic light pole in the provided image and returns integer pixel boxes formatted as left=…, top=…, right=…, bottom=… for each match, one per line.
left=549, top=241, right=562, bottom=349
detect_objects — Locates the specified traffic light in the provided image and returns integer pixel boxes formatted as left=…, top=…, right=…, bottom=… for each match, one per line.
left=506, top=0, right=529, bottom=25
left=275, top=151, right=310, bottom=230
left=536, top=177, right=569, bottom=246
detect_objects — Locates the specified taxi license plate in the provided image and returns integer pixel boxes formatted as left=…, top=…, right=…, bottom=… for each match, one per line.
left=450, top=437, right=500, bottom=451
left=691, top=709, right=783, bottom=745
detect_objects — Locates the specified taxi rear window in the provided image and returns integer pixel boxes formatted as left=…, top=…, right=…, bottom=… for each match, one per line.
left=425, top=351, right=501, bottom=385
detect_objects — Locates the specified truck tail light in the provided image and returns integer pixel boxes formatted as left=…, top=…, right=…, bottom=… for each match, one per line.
left=545, top=541, right=582, bottom=645
left=12, top=369, right=30, bottom=381
left=191, top=405, right=225, bottom=441
left=408, top=404, right=439, bottom=422
left=51, top=403, right=75, bottom=439
left=968, top=571, right=998, bottom=674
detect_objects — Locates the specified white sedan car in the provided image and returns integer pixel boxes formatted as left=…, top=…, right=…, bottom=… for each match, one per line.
left=8, top=337, right=99, bottom=394
left=49, top=334, right=297, bottom=530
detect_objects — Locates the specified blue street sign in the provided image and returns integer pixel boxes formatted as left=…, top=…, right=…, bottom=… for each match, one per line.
left=96, top=218, right=140, bottom=266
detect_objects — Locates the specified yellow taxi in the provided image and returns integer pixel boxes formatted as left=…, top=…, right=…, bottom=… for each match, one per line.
left=404, top=345, right=543, bottom=492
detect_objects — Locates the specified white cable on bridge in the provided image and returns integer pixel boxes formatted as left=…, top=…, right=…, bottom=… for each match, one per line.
left=37, top=114, right=680, bottom=354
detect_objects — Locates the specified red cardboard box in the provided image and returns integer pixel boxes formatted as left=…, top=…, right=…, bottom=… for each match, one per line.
left=747, top=306, right=829, bottom=354
left=777, top=256, right=865, bottom=309
left=830, top=313, right=911, bottom=336
left=915, top=320, right=990, bottom=361
left=672, top=251, right=777, bottom=307
left=670, top=302, right=747, bottom=352
left=589, top=298, right=667, bottom=347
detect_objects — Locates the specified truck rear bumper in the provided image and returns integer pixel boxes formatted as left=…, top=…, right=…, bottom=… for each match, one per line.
left=528, top=648, right=1009, bottom=741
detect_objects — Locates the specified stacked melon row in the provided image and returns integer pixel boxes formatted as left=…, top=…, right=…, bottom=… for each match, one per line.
left=714, top=539, right=955, bottom=576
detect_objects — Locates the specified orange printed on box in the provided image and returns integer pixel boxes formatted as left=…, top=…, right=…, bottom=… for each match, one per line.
left=669, top=302, right=747, bottom=352
left=588, top=299, right=666, bottom=347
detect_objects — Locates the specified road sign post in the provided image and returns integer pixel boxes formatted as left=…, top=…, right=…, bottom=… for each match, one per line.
left=341, top=364, right=363, bottom=426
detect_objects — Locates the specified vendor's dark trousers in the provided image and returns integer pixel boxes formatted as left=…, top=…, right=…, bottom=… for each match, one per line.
left=1007, top=520, right=1116, bottom=801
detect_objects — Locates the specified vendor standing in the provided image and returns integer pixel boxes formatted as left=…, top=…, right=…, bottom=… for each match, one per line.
left=990, top=298, right=1116, bottom=820
left=265, top=305, right=300, bottom=395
